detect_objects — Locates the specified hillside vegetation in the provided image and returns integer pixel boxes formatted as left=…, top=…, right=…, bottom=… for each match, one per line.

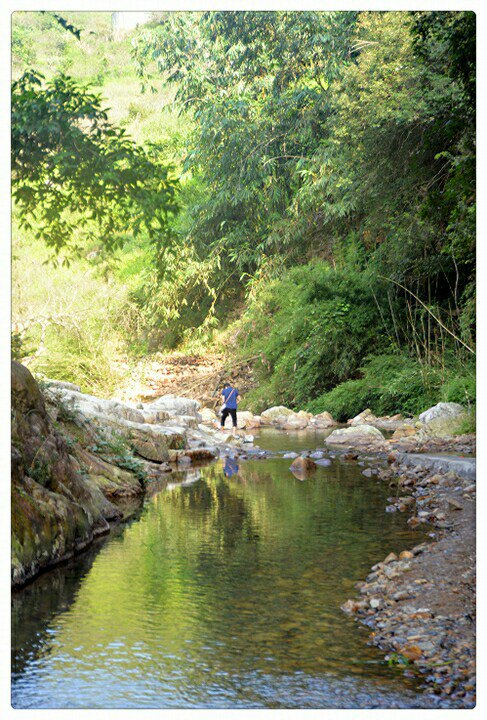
left=12, top=11, right=475, bottom=419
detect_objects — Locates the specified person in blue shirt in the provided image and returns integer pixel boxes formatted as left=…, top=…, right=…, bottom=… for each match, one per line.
left=220, top=382, right=239, bottom=436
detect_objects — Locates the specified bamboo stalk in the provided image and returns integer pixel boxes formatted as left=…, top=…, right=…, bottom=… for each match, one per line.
left=378, top=275, right=475, bottom=355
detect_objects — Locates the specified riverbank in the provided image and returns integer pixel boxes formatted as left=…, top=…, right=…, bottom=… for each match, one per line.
left=12, top=363, right=476, bottom=706
left=341, top=450, right=476, bottom=707
left=11, top=362, right=225, bottom=588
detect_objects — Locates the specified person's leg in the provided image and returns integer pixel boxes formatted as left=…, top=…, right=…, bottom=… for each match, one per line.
left=230, top=409, right=237, bottom=436
left=221, top=408, right=229, bottom=428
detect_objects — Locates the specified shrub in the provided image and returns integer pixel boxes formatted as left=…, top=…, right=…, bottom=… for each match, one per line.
left=235, top=261, right=396, bottom=411
left=307, top=353, right=475, bottom=421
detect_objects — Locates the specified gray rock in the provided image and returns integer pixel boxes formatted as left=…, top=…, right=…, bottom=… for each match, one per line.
left=261, top=406, right=296, bottom=423
left=446, top=497, right=463, bottom=511
left=315, top=458, right=332, bottom=467
left=396, top=453, right=476, bottom=482
left=311, top=411, right=337, bottom=427
left=419, top=402, right=466, bottom=424
left=236, top=411, right=255, bottom=429
left=200, top=407, right=218, bottom=423
left=349, top=409, right=377, bottom=426
left=144, top=395, right=200, bottom=417
left=325, top=424, right=386, bottom=448
left=45, top=378, right=81, bottom=392
left=418, top=402, right=468, bottom=438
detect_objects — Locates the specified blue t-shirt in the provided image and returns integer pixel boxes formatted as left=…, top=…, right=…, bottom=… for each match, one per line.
left=222, top=386, right=239, bottom=409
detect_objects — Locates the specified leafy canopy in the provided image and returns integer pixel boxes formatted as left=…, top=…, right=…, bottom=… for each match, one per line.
left=12, top=70, right=179, bottom=263
left=133, top=11, right=357, bottom=271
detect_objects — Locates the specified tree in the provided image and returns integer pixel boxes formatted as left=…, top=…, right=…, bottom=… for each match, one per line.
left=133, top=11, right=357, bottom=272
left=12, top=70, right=179, bottom=263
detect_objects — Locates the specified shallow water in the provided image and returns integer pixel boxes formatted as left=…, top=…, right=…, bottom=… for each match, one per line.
left=12, top=434, right=434, bottom=709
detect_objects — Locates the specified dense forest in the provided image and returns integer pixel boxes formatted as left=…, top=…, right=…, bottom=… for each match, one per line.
left=12, top=10, right=475, bottom=422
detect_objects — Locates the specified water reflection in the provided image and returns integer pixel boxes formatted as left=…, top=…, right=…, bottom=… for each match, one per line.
left=223, top=457, right=239, bottom=478
left=12, top=453, right=432, bottom=709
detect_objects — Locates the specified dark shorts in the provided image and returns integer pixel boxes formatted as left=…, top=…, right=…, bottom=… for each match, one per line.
left=221, top=407, right=237, bottom=427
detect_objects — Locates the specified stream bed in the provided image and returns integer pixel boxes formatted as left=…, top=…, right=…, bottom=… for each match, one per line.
left=12, top=430, right=436, bottom=709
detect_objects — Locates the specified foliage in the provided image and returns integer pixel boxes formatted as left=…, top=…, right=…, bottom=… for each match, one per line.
left=11, top=11, right=475, bottom=411
left=12, top=230, right=133, bottom=395
left=130, top=10, right=475, bottom=393
left=27, top=459, right=51, bottom=487
left=12, top=69, right=179, bottom=263
left=386, top=653, right=411, bottom=668
left=11, top=331, right=33, bottom=361
left=236, top=255, right=475, bottom=418
left=236, top=261, right=398, bottom=412
left=306, top=353, right=475, bottom=421
left=88, top=433, right=148, bottom=483
left=452, top=411, right=476, bottom=436
left=133, top=11, right=357, bottom=274
left=307, top=355, right=439, bottom=421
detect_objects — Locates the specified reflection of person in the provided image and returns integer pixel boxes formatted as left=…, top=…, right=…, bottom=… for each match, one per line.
left=223, top=456, right=239, bottom=478
left=220, top=382, right=239, bottom=437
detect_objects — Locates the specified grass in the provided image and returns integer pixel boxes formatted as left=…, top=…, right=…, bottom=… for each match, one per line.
left=12, top=10, right=198, bottom=384
left=12, top=226, right=134, bottom=395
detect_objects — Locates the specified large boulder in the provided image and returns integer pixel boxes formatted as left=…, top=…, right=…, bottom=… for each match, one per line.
left=261, top=406, right=296, bottom=424
left=311, top=411, right=337, bottom=428
left=419, top=402, right=466, bottom=424
left=200, top=407, right=218, bottom=423
left=44, top=386, right=145, bottom=424
left=349, top=408, right=377, bottom=426
left=45, top=378, right=81, bottom=392
left=391, top=424, right=418, bottom=440
left=72, top=447, right=144, bottom=497
left=348, top=408, right=408, bottom=433
left=143, top=395, right=201, bottom=418
left=128, top=434, right=170, bottom=463
left=283, top=416, right=309, bottom=430
left=325, top=424, right=386, bottom=448
left=141, top=410, right=172, bottom=424
left=164, top=415, right=200, bottom=429
left=170, top=448, right=219, bottom=464
left=11, top=362, right=130, bottom=588
left=236, top=411, right=255, bottom=429
left=372, top=417, right=409, bottom=432
left=44, top=384, right=188, bottom=450
left=418, top=402, right=468, bottom=438
left=246, top=415, right=262, bottom=429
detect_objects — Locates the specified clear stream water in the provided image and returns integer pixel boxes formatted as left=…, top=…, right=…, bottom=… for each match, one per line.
left=12, top=429, right=434, bottom=709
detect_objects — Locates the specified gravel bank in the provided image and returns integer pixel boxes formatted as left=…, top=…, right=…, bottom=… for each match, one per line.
left=342, top=448, right=476, bottom=707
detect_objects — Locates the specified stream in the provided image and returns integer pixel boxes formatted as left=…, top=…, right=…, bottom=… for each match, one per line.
left=12, top=429, right=435, bottom=709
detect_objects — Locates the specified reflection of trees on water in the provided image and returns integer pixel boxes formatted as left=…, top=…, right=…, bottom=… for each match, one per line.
left=11, top=535, right=113, bottom=677
left=12, top=458, right=428, bottom=697
left=164, top=466, right=260, bottom=553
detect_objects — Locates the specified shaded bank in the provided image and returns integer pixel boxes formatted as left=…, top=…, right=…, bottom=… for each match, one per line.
left=11, top=361, right=136, bottom=587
